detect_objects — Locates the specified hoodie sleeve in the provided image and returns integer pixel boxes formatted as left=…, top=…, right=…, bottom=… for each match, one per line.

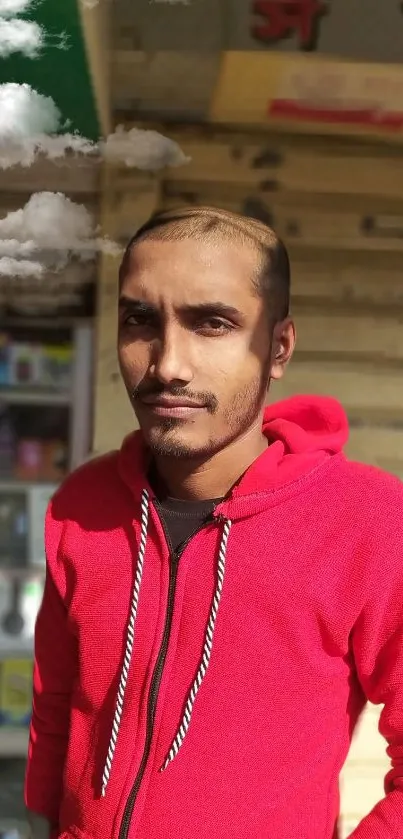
left=25, top=502, right=77, bottom=828
left=347, top=504, right=403, bottom=839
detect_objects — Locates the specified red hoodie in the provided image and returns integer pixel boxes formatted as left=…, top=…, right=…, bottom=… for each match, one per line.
left=25, top=396, right=403, bottom=839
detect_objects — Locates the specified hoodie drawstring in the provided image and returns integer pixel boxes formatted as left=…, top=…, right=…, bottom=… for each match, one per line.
left=160, top=518, right=231, bottom=771
left=101, top=489, right=150, bottom=797
left=101, top=489, right=232, bottom=795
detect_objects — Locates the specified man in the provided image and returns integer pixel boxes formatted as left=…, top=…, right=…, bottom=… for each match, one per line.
left=26, top=206, right=403, bottom=839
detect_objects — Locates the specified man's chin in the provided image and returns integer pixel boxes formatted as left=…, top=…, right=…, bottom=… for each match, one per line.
left=142, top=425, right=209, bottom=460
left=148, top=438, right=200, bottom=459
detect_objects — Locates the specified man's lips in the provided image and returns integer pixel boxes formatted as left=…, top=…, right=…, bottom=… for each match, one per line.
left=138, top=395, right=206, bottom=417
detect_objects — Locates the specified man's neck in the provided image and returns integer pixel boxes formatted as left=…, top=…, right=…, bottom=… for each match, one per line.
left=152, top=422, right=268, bottom=501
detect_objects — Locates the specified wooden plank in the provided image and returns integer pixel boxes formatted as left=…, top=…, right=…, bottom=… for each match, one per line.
left=273, top=363, right=403, bottom=474
left=0, top=159, right=99, bottom=196
left=119, top=122, right=403, bottom=158
left=292, top=260, right=403, bottom=312
left=101, top=171, right=160, bottom=240
left=160, top=191, right=403, bottom=254
left=347, top=428, right=403, bottom=473
left=272, top=361, right=403, bottom=414
left=282, top=152, right=403, bottom=203
left=294, top=310, right=403, bottom=361
left=163, top=176, right=403, bottom=216
left=158, top=135, right=403, bottom=201
left=112, top=51, right=220, bottom=118
left=263, top=205, right=403, bottom=252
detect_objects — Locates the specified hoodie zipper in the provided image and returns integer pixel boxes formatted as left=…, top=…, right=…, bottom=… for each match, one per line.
left=118, top=508, right=215, bottom=839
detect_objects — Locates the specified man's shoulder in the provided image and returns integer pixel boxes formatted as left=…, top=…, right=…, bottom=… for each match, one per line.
left=342, top=456, right=402, bottom=495
left=49, top=447, right=132, bottom=522
left=58, top=449, right=120, bottom=491
left=44, top=448, right=138, bottom=575
left=340, top=455, right=403, bottom=527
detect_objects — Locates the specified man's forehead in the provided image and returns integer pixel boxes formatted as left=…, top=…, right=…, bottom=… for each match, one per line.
left=125, top=235, right=259, bottom=276
left=120, top=238, right=262, bottom=312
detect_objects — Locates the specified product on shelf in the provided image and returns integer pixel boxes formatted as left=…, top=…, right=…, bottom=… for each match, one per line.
left=2, top=579, right=27, bottom=638
left=9, top=344, right=42, bottom=388
left=0, top=336, right=74, bottom=391
left=28, top=485, right=56, bottom=566
left=0, top=406, right=16, bottom=477
left=0, top=334, right=10, bottom=386
left=0, top=575, right=44, bottom=640
left=42, top=440, right=69, bottom=480
left=0, top=658, right=33, bottom=727
left=0, top=494, right=28, bottom=568
left=14, top=439, right=68, bottom=482
left=15, top=440, right=42, bottom=481
left=40, top=345, right=73, bottom=389
left=0, top=823, right=30, bottom=839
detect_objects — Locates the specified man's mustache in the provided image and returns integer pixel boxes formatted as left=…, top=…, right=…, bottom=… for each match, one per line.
left=130, top=383, right=218, bottom=414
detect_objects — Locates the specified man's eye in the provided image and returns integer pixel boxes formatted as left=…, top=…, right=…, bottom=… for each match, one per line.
left=124, top=314, right=151, bottom=326
left=197, top=318, right=232, bottom=333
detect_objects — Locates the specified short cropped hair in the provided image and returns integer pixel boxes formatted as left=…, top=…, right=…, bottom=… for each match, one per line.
left=118, top=206, right=290, bottom=323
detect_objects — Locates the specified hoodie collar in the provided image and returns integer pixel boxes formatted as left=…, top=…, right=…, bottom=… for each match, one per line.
left=118, top=395, right=349, bottom=521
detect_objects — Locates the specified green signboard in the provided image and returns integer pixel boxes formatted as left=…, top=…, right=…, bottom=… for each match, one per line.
left=0, top=0, right=100, bottom=140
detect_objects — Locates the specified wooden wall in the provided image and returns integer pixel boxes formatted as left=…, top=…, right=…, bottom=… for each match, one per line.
left=94, top=130, right=403, bottom=838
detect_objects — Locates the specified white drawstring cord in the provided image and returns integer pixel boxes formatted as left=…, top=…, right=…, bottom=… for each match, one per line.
left=101, top=489, right=149, bottom=797
left=160, top=519, right=232, bottom=771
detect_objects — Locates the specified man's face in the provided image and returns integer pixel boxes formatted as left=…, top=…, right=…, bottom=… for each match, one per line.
left=118, top=236, right=292, bottom=459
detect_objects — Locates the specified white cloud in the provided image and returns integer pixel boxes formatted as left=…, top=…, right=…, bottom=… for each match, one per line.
left=0, top=192, right=120, bottom=277
left=0, top=84, right=95, bottom=168
left=0, top=257, right=44, bottom=277
left=0, top=133, right=96, bottom=168
left=0, top=18, right=44, bottom=57
left=0, top=239, right=40, bottom=257
left=101, top=125, right=191, bottom=171
left=0, top=83, right=61, bottom=138
left=0, top=0, right=34, bottom=15
left=0, top=192, right=96, bottom=252
left=0, top=84, right=190, bottom=171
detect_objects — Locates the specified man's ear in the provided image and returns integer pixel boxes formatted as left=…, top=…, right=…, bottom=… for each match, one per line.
left=270, top=318, right=296, bottom=381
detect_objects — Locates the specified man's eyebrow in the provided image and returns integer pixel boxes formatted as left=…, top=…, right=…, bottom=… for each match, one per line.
left=118, top=296, right=155, bottom=312
left=118, top=297, right=243, bottom=320
left=180, top=302, right=244, bottom=320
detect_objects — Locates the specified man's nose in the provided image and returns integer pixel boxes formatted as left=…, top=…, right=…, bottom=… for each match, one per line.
left=151, top=328, right=194, bottom=386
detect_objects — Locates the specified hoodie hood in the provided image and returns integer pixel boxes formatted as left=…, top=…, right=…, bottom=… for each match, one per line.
left=118, top=395, right=349, bottom=521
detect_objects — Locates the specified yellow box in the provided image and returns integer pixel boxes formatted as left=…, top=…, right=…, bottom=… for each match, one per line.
left=0, top=658, right=33, bottom=726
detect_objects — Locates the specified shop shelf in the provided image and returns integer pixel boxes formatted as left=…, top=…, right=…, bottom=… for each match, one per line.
left=0, top=726, right=29, bottom=758
left=0, top=387, right=71, bottom=407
